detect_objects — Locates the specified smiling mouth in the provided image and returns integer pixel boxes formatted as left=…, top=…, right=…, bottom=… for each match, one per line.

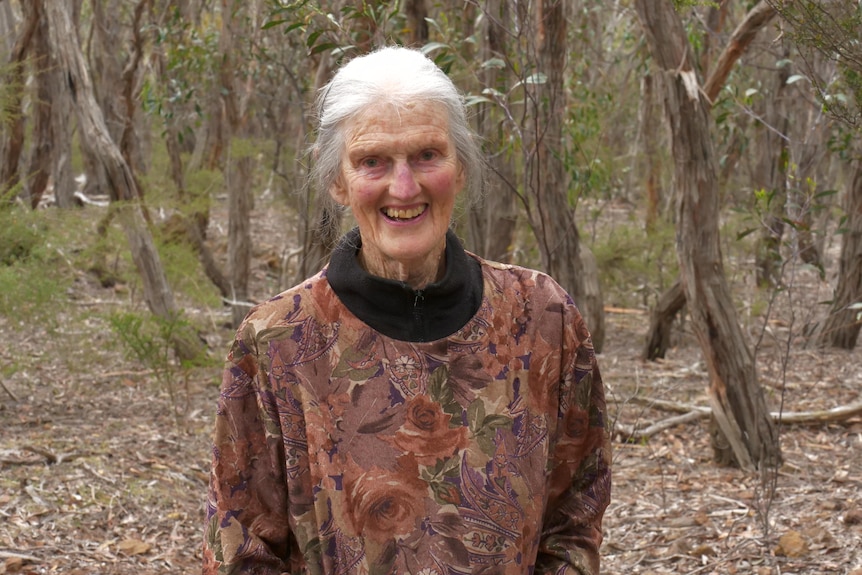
left=383, top=205, right=426, bottom=221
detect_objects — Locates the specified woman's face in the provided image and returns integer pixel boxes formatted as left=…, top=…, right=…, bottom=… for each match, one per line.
left=331, top=101, right=465, bottom=286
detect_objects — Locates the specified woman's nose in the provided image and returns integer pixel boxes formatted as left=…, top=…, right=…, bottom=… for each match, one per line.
left=390, top=161, right=419, bottom=198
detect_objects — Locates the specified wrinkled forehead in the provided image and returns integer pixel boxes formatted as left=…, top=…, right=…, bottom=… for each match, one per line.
left=343, top=100, right=453, bottom=141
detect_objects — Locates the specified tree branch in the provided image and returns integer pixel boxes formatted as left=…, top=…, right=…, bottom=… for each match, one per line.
left=703, top=0, right=777, bottom=103
left=614, top=397, right=862, bottom=442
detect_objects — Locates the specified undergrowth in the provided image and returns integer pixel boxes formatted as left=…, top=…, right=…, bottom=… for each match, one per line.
left=0, top=206, right=78, bottom=326
left=591, top=215, right=678, bottom=309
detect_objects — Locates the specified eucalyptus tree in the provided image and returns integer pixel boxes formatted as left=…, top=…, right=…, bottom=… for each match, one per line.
left=768, top=0, right=862, bottom=349
left=44, top=0, right=204, bottom=361
left=636, top=0, right=781, bottom=469
left=0, top=0, right=36, bottom=206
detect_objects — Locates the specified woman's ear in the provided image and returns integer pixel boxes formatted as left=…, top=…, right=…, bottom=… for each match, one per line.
left=329, top=178, right=349, bottom=206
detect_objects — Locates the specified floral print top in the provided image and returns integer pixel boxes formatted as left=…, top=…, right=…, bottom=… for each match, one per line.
left=202, top=255, right=611, bottom=575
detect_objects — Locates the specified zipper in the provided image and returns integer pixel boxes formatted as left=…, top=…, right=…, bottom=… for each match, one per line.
left=413, top=289, right=425, bottom=341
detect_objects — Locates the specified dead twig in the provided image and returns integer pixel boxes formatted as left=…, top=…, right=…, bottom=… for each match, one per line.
left=1, top=378, right=18, bottom=401
left=0, top=550, right=42, bottom=562
left=616, top=410, right=707, bottom=443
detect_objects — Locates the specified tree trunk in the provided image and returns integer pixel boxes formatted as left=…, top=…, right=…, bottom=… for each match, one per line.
left=80, top=0, right=125, bottom=200
left=818, top=158, right=862, bottom=348
left=404, top=0, right=429, bottom=46
left=469, top=0, right=518, bottom=264
left=642, top=0, right=781, bottom=360
left=790, top=50, right=830, bottom=273
left=42, top=4, right=77, bottom=210
left=216, top=0, right=260, bottom=318
left=642, top=279, right=686, bottom=360
left=700, top=0, right=729, bottom=73
left=293, top=52, right=342, bottom=285
left=639, top=71, right=663, bottom=231
left=228, top=156, right=254, bottom=327
left=44, top=0, right=203, bottom=362
left=754, top=41, right=791, bottom=288
left=702, top=1, right=776, bottom=103
left=526, top=0, right=605, bottom=352
left=25, top=7, right=54, bottom=209
left=0, top=2, right=39, bottom=204
left=636, top=0, right=781, bottom=469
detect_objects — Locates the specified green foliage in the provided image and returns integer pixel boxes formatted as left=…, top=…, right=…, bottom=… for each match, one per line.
left=265, top=0, right=408, bottom=60
left=0, top=60, right=25, bottom=128
left=563, top=76, right=621, bottom=206
left=591, top=216, right=678, bottom=309
left=154, top=232, right=222, bottom=309
left=0, top=206, right=75, bottom=324
left=109, top=310, right=191, bottom=373
left=774, top=0, right=862, bottom=126
left=144, top=6, right=220, bottom=133
left=108, top=310, right=204, bottom=424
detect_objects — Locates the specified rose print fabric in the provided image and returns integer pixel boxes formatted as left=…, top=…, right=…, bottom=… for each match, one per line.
left=203, top=256, right=611, bottom=575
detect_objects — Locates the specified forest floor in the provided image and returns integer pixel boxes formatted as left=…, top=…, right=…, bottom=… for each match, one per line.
left=1, top=195, right=861, bottom=575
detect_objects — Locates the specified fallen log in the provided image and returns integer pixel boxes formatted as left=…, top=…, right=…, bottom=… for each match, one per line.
left=614, top=398, right=862, bottom=442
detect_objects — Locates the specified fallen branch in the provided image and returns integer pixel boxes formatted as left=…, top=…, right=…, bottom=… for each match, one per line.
left=615, top=410, right=706, bottom=443
left=614, top=398, right=862, bottom=442
left=0, top=550, right=42, bottom=562
left=774, top=400, right=862, bottom=424
left=1, top=378, right=18, bottom=401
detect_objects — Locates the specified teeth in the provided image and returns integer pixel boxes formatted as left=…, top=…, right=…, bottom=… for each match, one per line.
left=385, top=206, right=425, bottom=219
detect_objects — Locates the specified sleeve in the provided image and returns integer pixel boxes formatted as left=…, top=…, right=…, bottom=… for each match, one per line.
left=536, top=303, right=612, bottom=575
left=202, top=325, right=292, bottom=575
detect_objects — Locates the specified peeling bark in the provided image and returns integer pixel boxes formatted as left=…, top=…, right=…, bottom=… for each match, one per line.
left=635, top=0, right=781, bottom=469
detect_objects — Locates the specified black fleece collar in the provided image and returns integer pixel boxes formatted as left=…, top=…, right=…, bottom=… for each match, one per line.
left=327, top=227, right=483, bottom=342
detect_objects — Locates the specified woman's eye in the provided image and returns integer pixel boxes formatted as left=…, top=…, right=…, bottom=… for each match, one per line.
left=418, top=150, right=438, bottom=162
left=361, top=158, right=381, bottom=168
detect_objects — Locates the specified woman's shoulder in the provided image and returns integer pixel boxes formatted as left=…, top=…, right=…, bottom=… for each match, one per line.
left=471, top=254, right=573, bottom=304
left=240, top=270, right=336, bottom=333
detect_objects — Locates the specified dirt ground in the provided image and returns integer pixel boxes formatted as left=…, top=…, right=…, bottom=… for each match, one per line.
left=1, top=197, right=861, bottom=574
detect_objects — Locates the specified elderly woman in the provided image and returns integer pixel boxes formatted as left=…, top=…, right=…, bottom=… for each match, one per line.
left=203, top=47, right=611, bottom=575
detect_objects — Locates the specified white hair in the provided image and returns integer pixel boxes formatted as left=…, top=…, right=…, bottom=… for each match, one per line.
left=311, top=46, right=485, bottom=206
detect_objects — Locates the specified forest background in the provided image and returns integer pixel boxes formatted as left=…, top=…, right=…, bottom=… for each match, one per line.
left=0, top=0, right=861, bottom=573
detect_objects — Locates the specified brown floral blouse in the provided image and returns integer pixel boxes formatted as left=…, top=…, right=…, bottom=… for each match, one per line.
left=202, top=256, right=611, bottom=575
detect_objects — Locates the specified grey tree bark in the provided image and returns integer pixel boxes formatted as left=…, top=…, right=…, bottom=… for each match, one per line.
left=818, top=158, right=862, bottom=348
left=642, top=0, right=779, bottom=361
left=44, top=0, right=203, bottom=361
left=524, top=0, right=606, bottom=352
left=468, top=0, right=518, bottom=264
left=636, top=0, right=781, bottom=469
left=0, top=1, right=38, bottom=204
left=754, top=41, right=791, bottom=288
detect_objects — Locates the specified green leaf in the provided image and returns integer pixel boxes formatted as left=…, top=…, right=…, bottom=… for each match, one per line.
left=261, top=19, right=287, bottom=30
left=465, top=95, right=493, bottom=107
left=481, top=58, right=506, bottom=70
left=736, top=227, right=757, bottom=240
left=307, top=29, right=323, bottom=48
left=786, top=74, right=806, bottom=85
left=420, top=42, right=450, bottom=56
left=283, top=22, right=305, bottom=33
left=310, top=42, right=337, bottom=55
left=524, top=73, right=547, bottom=85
